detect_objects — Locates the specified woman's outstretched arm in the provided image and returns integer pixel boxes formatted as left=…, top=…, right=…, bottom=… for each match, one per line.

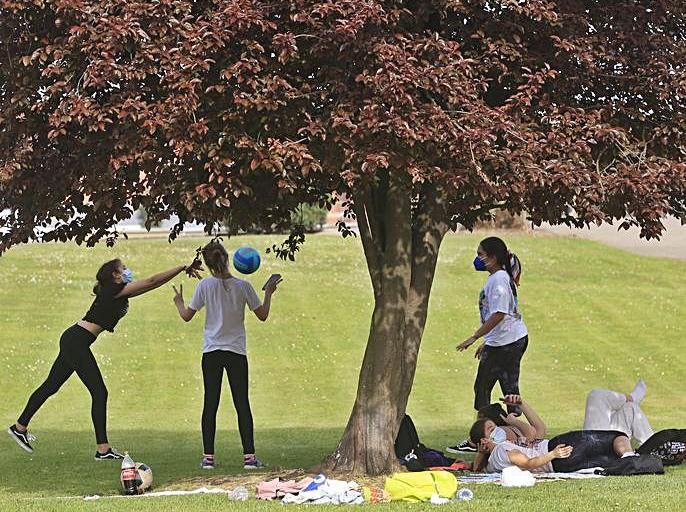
left=116, top=261, right=202, bottom=299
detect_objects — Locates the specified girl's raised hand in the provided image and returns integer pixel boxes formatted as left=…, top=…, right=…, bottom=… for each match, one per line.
left=264, top=276, right=283, bottom=295
left=172, top=284, right=184, bottom=305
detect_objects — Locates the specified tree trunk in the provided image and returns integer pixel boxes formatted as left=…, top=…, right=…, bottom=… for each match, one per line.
left=325, top=178, right=448, bottom=475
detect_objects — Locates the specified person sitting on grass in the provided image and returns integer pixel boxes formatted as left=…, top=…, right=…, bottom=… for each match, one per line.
left=8, top=257, right=201, bottom=460
left=470, top=396, right=636, bottom=473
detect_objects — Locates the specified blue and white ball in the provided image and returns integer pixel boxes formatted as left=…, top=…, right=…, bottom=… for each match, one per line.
left=233, top=247, right=261, bottom=274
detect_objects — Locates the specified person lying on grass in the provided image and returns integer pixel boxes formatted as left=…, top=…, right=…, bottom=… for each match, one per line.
left=450, top=381, right=652, bottom=454
left=471, top=395, right=636, bottom=473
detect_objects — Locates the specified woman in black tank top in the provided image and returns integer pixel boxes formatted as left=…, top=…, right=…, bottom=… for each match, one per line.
left=7, top=257, right=201, bottom=460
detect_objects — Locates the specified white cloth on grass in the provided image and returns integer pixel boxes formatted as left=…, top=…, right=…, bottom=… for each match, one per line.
left=479, top=270, right=528, bottom=346
left=583, top=388, right=654, bottom=444
left=457, top=470, right=604, bottom=485
left=189, top=276, right=261, bottom=355
left=281, top=478, right=363, bottom=505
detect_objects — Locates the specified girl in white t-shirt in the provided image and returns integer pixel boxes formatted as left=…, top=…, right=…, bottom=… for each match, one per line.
left=172, top=241, right=281, bottom=470
left=457, top=237, right=528, bottom=419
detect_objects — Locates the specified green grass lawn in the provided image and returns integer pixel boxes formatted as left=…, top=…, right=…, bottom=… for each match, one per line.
left=1, top=232, right=685, bottom=511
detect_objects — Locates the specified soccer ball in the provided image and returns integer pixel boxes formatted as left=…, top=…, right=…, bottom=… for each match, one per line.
left=134, top=462, right=153, bottom=492
left=120, top=462, right=153, bottom=493
left=233, top=247, right=261, bottom=274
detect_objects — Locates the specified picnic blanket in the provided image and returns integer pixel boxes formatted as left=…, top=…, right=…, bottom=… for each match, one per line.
left=456, top=469, right=605, bottom=485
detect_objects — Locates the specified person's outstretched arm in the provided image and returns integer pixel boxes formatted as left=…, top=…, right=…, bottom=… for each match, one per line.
left=116, top=261, right=202, bottom=299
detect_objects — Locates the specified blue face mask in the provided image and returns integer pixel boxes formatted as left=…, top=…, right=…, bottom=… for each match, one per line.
left=473, top=255, right=487, bottom=272
left=489, top=426, right=507, bottom=445
left=122, top=268, right=134, bottom=284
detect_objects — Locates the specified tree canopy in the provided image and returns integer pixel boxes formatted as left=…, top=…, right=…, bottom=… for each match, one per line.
left=1, top=0, right=684, bottom=253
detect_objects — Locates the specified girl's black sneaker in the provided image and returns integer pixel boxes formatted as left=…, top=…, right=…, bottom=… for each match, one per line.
left=446, top=439, right=478, bottom=453
left=7, top=425, right=36, bottom=453
left=94, top=448, right=124, bottom=460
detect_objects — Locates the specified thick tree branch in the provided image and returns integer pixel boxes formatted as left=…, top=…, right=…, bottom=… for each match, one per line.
left=352, top=190, right=382, bottom=297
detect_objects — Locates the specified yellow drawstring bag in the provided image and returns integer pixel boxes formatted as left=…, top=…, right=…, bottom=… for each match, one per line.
left=384, top=470, right=457, bottom=502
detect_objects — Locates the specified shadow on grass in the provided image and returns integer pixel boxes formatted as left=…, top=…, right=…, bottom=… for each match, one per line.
left=0, top=425, right=468, bottom=497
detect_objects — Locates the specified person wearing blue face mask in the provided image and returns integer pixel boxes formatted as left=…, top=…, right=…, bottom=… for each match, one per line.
left=7, top=257, right=201, bottom=460
left=469, top=397, right=636, bottom=474
left=449, top=237, right=527, bottom=454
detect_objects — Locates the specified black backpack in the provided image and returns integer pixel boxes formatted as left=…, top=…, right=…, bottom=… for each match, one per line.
left=637, top=429, right=686, bottom=466
left=597, top=454, right=664, bottom=476
left=394, top=414, right=422, bottom=459
left=394, top=414, right=455, bottom=471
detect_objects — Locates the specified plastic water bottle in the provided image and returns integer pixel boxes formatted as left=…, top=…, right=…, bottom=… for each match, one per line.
left=454, top=488, right=474, bottom=501
left=229, top=485, right=249, bottom=501
left=120, top=452, right=138, bottom=496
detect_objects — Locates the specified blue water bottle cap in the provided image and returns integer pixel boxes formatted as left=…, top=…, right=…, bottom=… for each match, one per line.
left=456, top=488, right=474, bottom=501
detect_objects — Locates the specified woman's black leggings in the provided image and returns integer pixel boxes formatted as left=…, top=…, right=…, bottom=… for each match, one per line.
left=548, top=430, right=627, bottom=472
left=201, top=350, right=254, bottom=455
left=473, top=335, right=528, bottom=413
left=18, top=324, right=108, bottom=444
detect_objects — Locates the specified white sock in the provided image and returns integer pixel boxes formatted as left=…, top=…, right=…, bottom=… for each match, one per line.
left=630, top=379, right=647, bottom=403
left=621, top=451, right=637, bottom=458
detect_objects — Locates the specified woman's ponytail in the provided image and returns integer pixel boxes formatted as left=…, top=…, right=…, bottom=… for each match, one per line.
left=479, top=237, right=522, bottom=291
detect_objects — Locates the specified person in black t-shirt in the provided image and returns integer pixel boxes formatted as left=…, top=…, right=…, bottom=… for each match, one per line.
left=7, top=257, right=201, bottom=460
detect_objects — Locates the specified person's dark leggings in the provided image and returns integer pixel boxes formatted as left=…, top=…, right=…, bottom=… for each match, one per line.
left=201, top=350, right=254, bottom=455
left=18, top=324, right=108, bottom=444
left=548, top=430, right=627, bottom=472
left=473, top=335, right=528, bottom=414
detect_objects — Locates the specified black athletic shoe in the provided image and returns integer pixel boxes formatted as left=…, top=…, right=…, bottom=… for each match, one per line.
left=7, top=425, right=36, bottom=453
left=446, top=439, right=477, bottom=454
left=94, top=448, right=124, bottom=460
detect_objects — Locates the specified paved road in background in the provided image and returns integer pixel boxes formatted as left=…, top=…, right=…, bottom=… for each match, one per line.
left=538, top=216, right=686, bottom=260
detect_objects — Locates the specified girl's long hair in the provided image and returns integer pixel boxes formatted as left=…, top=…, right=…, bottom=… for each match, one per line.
left=202, top=241, right=230, bottom=276
left=93, top=259, right=121, bottom=294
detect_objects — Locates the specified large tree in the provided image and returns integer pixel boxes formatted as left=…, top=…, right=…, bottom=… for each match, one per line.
left=1, top=0, right=685, bottom=474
